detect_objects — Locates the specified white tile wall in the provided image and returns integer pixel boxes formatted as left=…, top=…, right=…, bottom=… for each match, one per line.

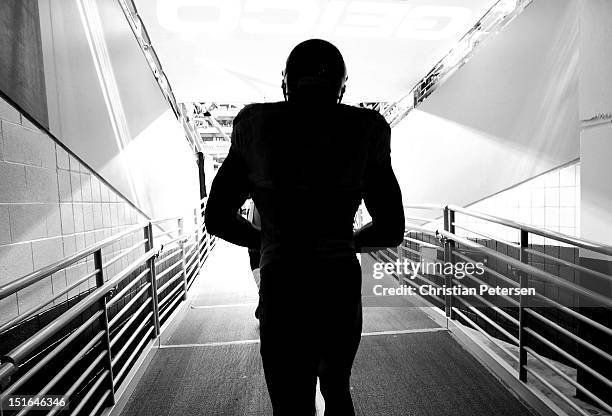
left=0, top=206, right=9, bottom=245
left=0, top=163, right=27, bottom=202
left=0, top=243, right=34, bottom=286
left=455, top=162, right=581, bottom=244
left=0, top=97, right=146, bottom=325
left=0, top=99, right=22, bottom=125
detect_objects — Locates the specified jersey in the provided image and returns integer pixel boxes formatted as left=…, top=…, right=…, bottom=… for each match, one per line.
left=228, top=101, right=393, bottom=268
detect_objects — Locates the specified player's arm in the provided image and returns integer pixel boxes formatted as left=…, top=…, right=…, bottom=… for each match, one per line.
left=204, top=130, right=261, bottom=249
left=354, top=119, right=405, bottom=253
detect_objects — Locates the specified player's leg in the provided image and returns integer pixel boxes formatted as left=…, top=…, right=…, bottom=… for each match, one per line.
left=259, top=262, right=318, bottom=415
left=317, top=258, right=363, bottom=416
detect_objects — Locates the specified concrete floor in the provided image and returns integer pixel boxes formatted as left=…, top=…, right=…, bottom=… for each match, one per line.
left=119, top=241, right=536, bottom=416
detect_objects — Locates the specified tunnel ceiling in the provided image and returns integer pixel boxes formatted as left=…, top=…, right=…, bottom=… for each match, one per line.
left=134, top=0, right=498, bottom=103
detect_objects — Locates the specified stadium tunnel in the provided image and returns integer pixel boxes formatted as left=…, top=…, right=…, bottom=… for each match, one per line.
left=0, top=0, right=611, bottom=415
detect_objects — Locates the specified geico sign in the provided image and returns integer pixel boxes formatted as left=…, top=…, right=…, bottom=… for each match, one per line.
left=157, top=0, right=472, bottom=40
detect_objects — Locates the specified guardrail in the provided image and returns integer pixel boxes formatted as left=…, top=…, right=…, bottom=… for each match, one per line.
left=0, top=198, right=217, bottom=415
left=372, top=204, right=612, bottom=416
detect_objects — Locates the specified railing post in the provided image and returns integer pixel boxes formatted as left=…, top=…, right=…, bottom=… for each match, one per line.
left=443, top=207, right=456, bottom=319
left=144, top=223, right=160, bottom=337
left=203, top=223, right=210, bottom=261
left=178, top=218, right=188, bottom=300
left=94, top=248, right=116, bottom=406
left=397, top=240, right=404, bottom=285
left=200, top=199, right=207, bottom=259
left=518, top=229, right=529, bottom=382
left=194, top=208, right=202, bottom=275
left=199, top=211, right=206, bottom=266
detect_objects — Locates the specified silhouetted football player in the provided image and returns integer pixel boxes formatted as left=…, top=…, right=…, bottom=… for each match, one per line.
left=206, top=39, right=404, bottom=416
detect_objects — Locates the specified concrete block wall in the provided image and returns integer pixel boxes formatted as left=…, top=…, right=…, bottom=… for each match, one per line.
left=460, top=162, right=581, bottom=244
left=0, top=97, right=146, bottom=326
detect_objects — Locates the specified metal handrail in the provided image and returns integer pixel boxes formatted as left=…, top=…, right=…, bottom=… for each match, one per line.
left=0, top=199, right=217, bottom=416
left=525, top=247, right=612, bottom=283
left=403, top=203, right=444, bottom=210
left=0, top=223, right=145, bottom=301
left=108, top=283, right=152, bottom=328
left=0, top=268, right=99, bottom=334
left=110, top=303, right=151, bottom=349
left=448, top=204, right=612, bottom=257
left=436, top=228, right=612, bottom=307
left=160, top=234, right=189, bottom=248
left=455, top=266, right=520, bottom=308
left=106, top=268, right=150, bottom=308
left=405, top=215, right=438, bottom=223
left=524, top=308, right=612, bottom=363
left=452, top=250, right=520, bottom=290
left=524, top=347, right=609, bottom=416
left=453, top=294, right=519, bottom=344
left=2, top=249, right=156, bottom=366
left=403, top=202, right=612, bottom=257
left=103, top=239, right=147, bottom=269
left=524, top=328, right=611, bottom=387
left=452, top=307, right=519, bottom=363
left=406, top=202, right=612, bottom=289
left=403, top=236, right=442, bottom=250
left=0, top=312, right=103, bottom=399
left=151, top=217, right=181, bottom=225
left=394, top=203, right=612, bottom=416
left=452, top=222, right=521, bottom=249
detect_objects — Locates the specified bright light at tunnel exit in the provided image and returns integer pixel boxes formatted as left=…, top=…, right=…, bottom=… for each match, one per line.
left=157, top=0, right=473, bottom=40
